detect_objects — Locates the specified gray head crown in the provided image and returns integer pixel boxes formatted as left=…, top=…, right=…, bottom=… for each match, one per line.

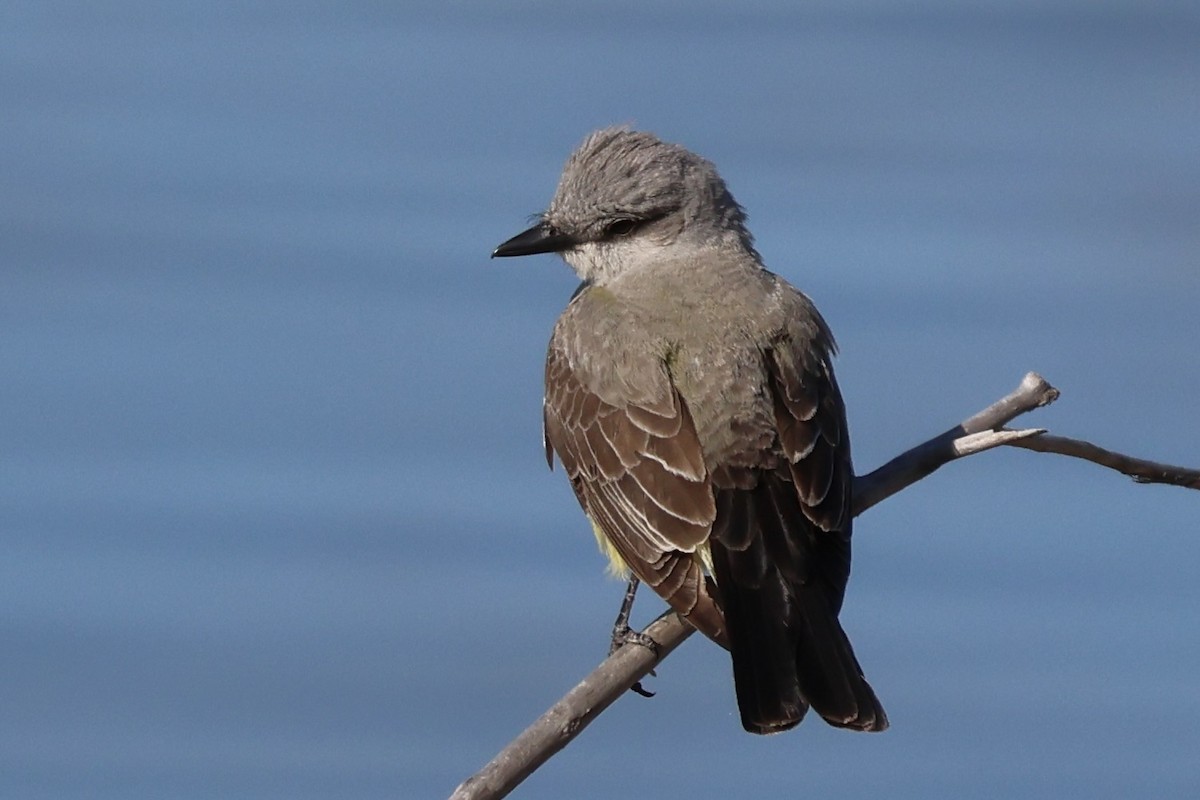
left=548, top=127, right=754, bottom=247
left=492, top=127, right=758, bottom=283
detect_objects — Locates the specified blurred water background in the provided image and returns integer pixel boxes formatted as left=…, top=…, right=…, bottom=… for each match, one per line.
left=2, top=2, right=1198, bottom=797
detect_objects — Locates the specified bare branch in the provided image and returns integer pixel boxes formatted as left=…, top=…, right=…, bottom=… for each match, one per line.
left=450, top=611, right=692, bottom=800
left=851, top=372, right=1059, bottom=515
left=949, top=428, right=1046, bottom=457
left=450, top=372, right=1195, bottom=800
left=1008, top=432, right=1200, bottom=489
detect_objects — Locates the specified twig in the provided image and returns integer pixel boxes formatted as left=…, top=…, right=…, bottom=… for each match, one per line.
left=1007, top=433, right=1200, bottom=488
left=851, top=372, right=1059, bottom=515
left=450, top=372, right=1195, bottom=800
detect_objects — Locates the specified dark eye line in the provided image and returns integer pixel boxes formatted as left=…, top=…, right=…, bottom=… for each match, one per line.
left=603, top=210, right=668, bottom=239
left=604, top=217, right=639, bottom=237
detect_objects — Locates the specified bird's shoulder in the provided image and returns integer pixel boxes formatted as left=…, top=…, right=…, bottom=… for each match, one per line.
left=548, top=269, right=836, bottom=390
left=756, top=270, right=838, bottom=354
left=547, top=282, right=674, bottom=410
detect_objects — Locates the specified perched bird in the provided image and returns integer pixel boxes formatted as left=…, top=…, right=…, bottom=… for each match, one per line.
left=492, top=127, right=887, bottom=734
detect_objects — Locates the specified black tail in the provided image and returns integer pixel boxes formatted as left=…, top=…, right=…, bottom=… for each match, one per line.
left=710, top=479, right=887, bottom=734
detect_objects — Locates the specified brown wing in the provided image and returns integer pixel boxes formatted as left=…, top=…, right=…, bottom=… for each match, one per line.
left=543, top=342, right=728, bottom=648
left=766, top=341, right=854, bottom=612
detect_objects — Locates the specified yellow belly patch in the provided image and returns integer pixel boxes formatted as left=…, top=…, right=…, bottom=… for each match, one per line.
left=588, top=515, right=714, bottom=580
left=589, top=517, right=629, bottom=577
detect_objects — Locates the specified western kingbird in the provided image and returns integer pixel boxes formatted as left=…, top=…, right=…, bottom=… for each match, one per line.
left=493, top=127, right=886, bottom=734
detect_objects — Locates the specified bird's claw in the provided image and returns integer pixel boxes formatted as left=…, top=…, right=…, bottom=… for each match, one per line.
left=608, top=575, right=659, bottom=698
left=611, top=624, right=659, bottom=697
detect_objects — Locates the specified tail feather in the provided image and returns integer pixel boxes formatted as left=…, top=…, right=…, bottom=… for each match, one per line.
left=794, top=584, right=888, bottom=731
left=710, top=481, right=887, bottom=735
left=711, top=546, right=807, bottom=734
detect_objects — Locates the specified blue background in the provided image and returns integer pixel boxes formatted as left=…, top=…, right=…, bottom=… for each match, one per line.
left=3, top=2, right=1198, bottom=797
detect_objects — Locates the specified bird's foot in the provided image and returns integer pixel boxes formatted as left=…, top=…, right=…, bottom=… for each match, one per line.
left=610, top=622, right=659, bottom=697
left=609, top=576, right=659, bottom=697
left=609, top=622, right=660, bottom=657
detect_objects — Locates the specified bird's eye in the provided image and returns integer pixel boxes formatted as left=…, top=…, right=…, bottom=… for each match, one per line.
left=604, top=218, right=638, bottom=238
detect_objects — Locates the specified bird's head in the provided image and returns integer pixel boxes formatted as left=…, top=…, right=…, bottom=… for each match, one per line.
left=492, top=127, right=755, bottom=283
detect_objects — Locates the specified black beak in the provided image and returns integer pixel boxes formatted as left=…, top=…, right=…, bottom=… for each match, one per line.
left=491, top=222, right=576, bottom=258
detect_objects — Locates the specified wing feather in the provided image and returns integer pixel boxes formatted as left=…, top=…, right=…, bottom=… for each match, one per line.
left=543, top=343, right=727, bottom=647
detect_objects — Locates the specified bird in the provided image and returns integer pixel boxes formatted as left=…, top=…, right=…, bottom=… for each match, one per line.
left=492, top=127, right=887, bottom=734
